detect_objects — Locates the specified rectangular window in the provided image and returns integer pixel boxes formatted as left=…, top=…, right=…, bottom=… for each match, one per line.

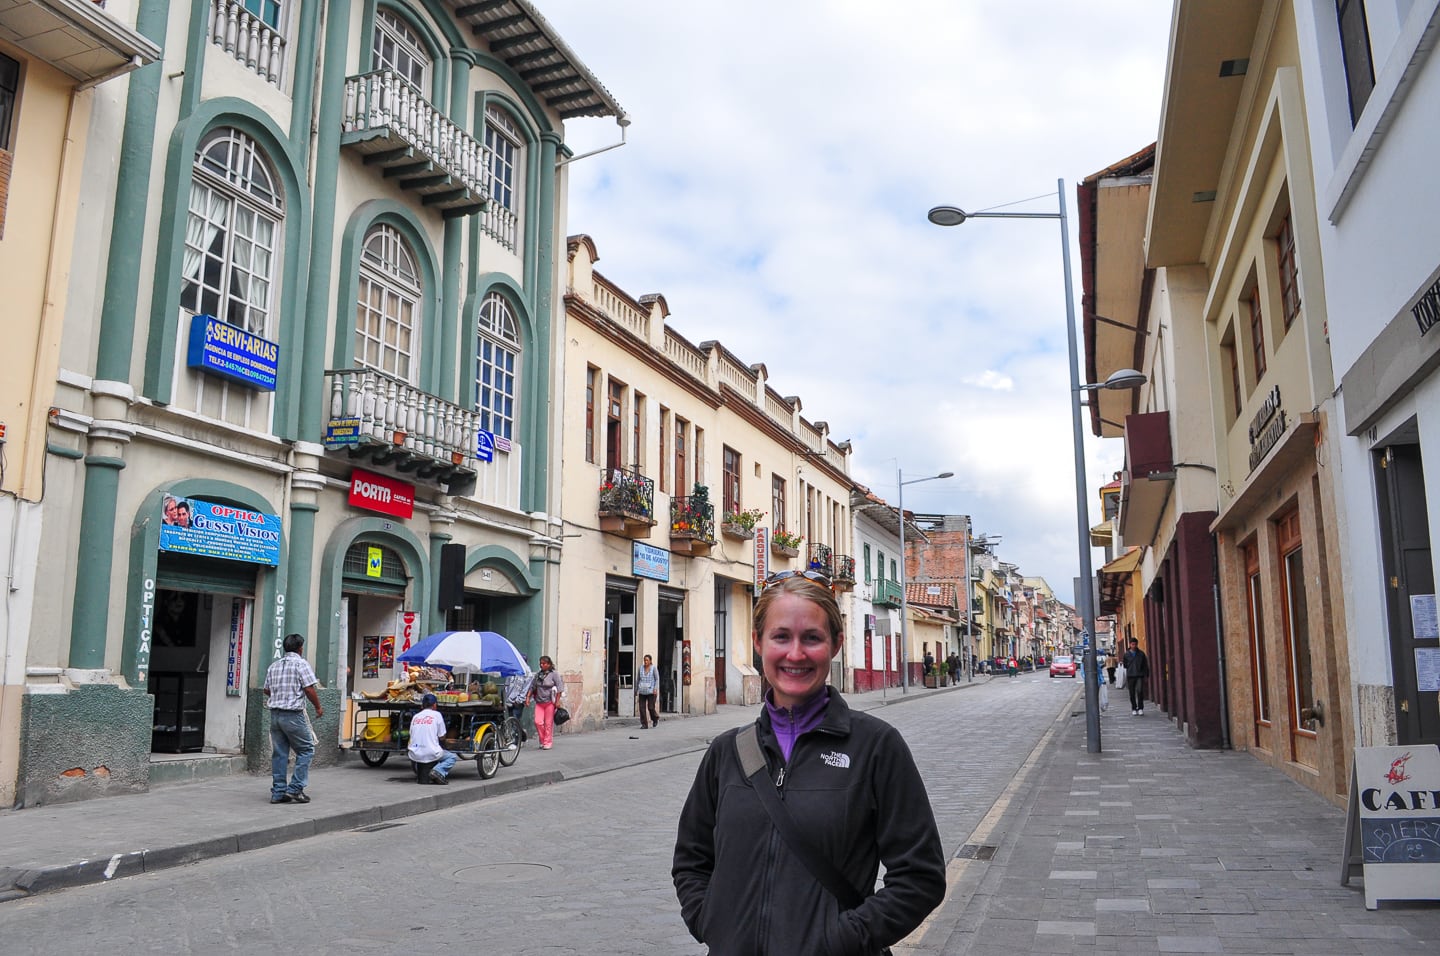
left=1226, top=343, right=1242, bottom=416
left=876, top=550, right=886, bottom=583
left=1337, top=0, right=1375, bottom=125
left=674, top=416, right=688, bottom=496
left=863, top=544, right=872, bottom=584
left=0, top=52, right=17, bottom=152
left=1244, top=540, right=1271, bottom=727
left=658, top=407, right=669, bottom=492
left=1278, top=510, right=1316, bottom=735
left=606, top=380, right=624, bottom=472
left=694, top=427, right=705, bottom=493
left=722, top=446, right=741, bottom=517
left=584, top=367, right=596, bottom=463
left=1276, top=214, right=1301, bottom=329
left=771, top=475, right=787, bottom=533
left=633, top=393, right=645, bottom=473
left=1249, top=289, right=1267, bottom=378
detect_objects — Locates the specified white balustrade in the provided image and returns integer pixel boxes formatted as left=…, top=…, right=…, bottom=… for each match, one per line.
left=209, top=0, right=286, bottom=86
left=341, top=71, right=490, bottom=199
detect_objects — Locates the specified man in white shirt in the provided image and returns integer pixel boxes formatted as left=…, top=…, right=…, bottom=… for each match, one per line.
left=408, top=693, right=459, bottom=784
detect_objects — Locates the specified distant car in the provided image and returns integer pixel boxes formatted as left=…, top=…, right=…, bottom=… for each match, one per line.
left=1049, top=655, right=1077, bottom=678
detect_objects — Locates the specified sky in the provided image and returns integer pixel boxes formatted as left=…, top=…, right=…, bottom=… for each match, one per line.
left=540, top=1, right=1176, bottom=606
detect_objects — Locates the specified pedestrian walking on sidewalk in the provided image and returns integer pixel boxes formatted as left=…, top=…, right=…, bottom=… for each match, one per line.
left=408, top=693, right=458, bottom=784
left=1123, top=637, right=1150, bottom=715
left=673, top=574, right=946, bottom=956
left=636, top=654, right=660, bottom=728
left=527, top=655, right=564, bottom=749
left=262, top=632, right=323, bottom=804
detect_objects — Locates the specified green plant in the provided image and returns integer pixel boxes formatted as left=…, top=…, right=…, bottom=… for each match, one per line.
left=724, top=507, right=764, bottom=531
left=772, top=529, right=804, bottom=550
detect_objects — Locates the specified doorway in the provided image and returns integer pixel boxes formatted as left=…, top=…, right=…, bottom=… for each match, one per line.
left=605, top=577, right=638, bottom=717
left=660, top=588, right=684, bottom=713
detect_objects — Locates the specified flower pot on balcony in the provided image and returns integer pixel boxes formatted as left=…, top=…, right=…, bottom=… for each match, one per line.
left=771, top=542, right=799, bottom=558
left=721, top=523, right=755, bottom=540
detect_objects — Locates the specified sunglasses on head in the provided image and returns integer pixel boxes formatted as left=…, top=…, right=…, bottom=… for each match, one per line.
left=763, top=569, right=832, bottom=589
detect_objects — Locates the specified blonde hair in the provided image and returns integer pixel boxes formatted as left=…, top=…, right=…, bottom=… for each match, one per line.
left=753, top=576, right=843, bottom=648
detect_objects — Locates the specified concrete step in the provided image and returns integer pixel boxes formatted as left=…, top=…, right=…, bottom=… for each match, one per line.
left=148, top=753, right=249, bottom=788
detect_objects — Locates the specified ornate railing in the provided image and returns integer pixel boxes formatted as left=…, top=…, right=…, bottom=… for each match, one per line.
left=482, top=201, right=517, bottom=251
left=341, top=70, right=488, bottom=198
left=807, top=542, right=834, bottom=576
left=833, top=554, right=856, bottom=584
left=325, top=367, right=479, bottom=466
left=874, top=579, right=904, bottom=607
left=209, top=0, right=286, bottom=86
left=599, top=468, right=655, bottom=521
left=670, top=495, right=715, bottom=543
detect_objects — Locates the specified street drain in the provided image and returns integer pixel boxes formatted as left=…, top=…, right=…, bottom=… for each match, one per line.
left=355, top=823, right=407, bottom=833
left=955, top=844, right=997, bottom=861
left=453, top=862, right=552, bottom=885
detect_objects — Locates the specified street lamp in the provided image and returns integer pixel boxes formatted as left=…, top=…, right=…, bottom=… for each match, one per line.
left=897, top=468, right=953, bottom=693
left=928, top=179, right=1145, bottom=753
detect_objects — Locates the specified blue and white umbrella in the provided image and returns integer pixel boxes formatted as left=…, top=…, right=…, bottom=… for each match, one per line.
left=397, top=630, right=530, bottom=676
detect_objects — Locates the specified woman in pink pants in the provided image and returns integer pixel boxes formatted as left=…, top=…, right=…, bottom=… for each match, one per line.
left=527, top=656, right=564, bottom=749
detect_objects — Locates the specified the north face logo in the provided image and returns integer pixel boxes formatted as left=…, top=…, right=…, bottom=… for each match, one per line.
left=820, top=751, right=851, bottom=769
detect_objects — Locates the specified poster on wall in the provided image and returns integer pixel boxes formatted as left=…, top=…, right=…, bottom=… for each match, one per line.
left=226, top=597, right=249, bottom=697
left=159, top=492, right=281, bottom=566
left=380, top=635, right=395, bottom=669
left=362, top=635, right=380, bottom=678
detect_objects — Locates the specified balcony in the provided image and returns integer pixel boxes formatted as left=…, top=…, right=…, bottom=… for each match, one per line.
left=1119, top=411, right=1174, bottom=542
left=670, top=495, right=715, bottom=555
left=599, top=468, right=656, bottom=538
left=873, top=579, right=904, bottom=608
left=341, top=70, right=489, bottom=217
left=832, top=554, right=856, bottom=591
left=324, top=368, right=478, bottom=495
left=806, top=542, right=834, bottom=576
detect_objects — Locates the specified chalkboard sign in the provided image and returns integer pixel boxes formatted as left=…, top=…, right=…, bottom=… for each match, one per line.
left=1341, top=745, right=1440, bottom=909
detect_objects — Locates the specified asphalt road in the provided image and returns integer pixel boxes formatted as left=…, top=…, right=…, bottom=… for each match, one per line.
left=2, top=673, right=1077, bottom=955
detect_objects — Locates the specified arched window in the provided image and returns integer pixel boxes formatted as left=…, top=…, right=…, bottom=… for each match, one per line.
left=181, top=128, right=284, bottom=336
left=476, top=292, right=520, bottom=440
left=372, top=8, right=430, bottom=91
left=482, top=105, right=523, bottom=250
left=356, top=223, right=421, bottom=381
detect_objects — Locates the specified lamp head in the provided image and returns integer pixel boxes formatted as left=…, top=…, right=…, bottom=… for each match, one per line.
left=927, top=205, right=968, bottom=227
left=1101, top=368, right=1147, bottom=390
left=937, top=471, right=955, bottom=479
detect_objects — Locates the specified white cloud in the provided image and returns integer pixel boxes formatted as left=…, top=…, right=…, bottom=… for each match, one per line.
left=542, top=0, right=1173, bottom=604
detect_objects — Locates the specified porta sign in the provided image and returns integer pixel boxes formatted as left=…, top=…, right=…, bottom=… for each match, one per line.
left=349, top=468, right=414, bottom=519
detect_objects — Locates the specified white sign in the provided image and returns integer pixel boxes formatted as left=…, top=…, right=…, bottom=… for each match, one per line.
left=1341, top=745, right=1440, bottom=909
left=1411, top=593, right=1438, bottom=640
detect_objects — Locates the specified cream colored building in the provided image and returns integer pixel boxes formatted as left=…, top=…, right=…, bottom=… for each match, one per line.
left=557, top=236, right=855, bottom=729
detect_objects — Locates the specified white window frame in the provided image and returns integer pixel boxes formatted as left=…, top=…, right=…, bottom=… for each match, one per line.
left=372, top=8, right=430, bottom=91
left=476, top=292, right=520, bottom=440
left=356, top=223, right=421, bottom=382
left=483, top=105, right=522, bottom=250
left=180, top=128, right=283, bottom=337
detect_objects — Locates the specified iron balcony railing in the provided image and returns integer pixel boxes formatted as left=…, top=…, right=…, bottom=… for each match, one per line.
left=670, top=495, right=715, bottom=543
left=874, top=579, right=904, bottom=607
left=807, top=542, right=834, bottom=576
left=599, top=467, right=655, bottom=521
left=833, top=554, right=856, bottom=584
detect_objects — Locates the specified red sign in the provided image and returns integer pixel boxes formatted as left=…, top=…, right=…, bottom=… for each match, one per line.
left=349, top=468, right=415, bottom=518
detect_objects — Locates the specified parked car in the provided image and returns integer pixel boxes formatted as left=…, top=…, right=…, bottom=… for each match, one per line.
left=1049, top=655, right=1077, bottom=678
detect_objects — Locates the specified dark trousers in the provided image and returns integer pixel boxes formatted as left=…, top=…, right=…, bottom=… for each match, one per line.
left=1128, top=677, right=1146, bottom=711
left=507, top=702, right=528, bottom=741
left=638, top=692, right=659, bottom=727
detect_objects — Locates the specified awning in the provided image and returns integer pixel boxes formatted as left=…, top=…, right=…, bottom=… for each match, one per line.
left=1100, top=548, right=1143, bottom=576
left=1097, top=548, right=1142, bottom=615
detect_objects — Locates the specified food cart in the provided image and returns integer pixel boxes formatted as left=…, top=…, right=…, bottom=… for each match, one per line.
left=346, top=631, right=529, bottom=780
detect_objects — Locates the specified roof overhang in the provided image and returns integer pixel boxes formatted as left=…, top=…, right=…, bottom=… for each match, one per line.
left=452, top=0, right=626, bottom=122
left=0, top=0, right=160, bottom=85
left=1097, top=548, right=1143, bottom=615
left=1146, top=0, right=1262, bottom=267
left=1118, top=411, right=1175, bottom=544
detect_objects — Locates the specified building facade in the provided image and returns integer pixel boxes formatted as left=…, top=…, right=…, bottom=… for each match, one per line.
left=558, top=236, right=855, bottom=729
left=12, top=1, right=623, bottom=807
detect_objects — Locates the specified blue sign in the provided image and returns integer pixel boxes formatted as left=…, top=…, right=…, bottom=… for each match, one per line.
left=632, top=542, right=670, bottom=582
left=325, top=418, right=363, bottom=447
left=186, top=314, right=279, bottom=391
left=476, top=429, right=495, bottom=462
left=159, top=494, right=282, bottom=566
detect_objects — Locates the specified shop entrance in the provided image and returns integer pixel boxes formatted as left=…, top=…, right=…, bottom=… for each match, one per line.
left=340, top=541, right=411, bottom=703
left=712, top=581, right=728, bottom=705
left=151, top=555, right=257, bottom=755
left=1375, top=438, right=1438, bottom=746
left=605, top=576, right=638, bottom=717
left=659, top=588, right=684, bottom=713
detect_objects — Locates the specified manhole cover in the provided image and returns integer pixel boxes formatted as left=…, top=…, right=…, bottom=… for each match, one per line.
left=454, top=863, right=553, bottom=885
left=955, top=844, right=997, bottom=861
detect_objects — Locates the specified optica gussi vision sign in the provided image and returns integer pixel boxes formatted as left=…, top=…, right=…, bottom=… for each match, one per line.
left=186, top=314, right=279, bottom=391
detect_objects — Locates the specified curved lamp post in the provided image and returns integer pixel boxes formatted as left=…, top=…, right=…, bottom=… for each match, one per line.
left=928, top=180, right=1145, bottom=753
left=897, top=468, right=953, bottom=693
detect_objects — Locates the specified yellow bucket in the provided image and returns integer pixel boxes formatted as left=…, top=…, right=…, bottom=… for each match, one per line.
left=363, top=716, right=392, bottom=743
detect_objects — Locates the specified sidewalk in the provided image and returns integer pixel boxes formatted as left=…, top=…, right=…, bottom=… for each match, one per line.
left=913, top=699, right=1440, bottom=955
left=0, top=680, right=967, bottom=902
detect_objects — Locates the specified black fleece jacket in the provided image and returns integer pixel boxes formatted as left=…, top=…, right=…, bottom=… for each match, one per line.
left=672, top=692, right=945, bottom=955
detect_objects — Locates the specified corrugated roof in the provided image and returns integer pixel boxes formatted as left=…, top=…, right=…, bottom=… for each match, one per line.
left=453, top=0, right=627, bottom=122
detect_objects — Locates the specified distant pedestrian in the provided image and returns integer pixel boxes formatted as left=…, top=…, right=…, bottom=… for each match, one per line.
left=637, top=653, right=660, bottom=728
left=408, top=693, right=458, bottom=784
left=262, top=633, right=323, bottom=804
left=673, top=574, right=946, bottom=954
left=527, top=655, right=564, bottom=749
left=505, top=666, right=530, bottom=743
left=1106, top=650, right=1118, bottom=685
left=1123, top=638, right=1151, bottom=715
left=947, top=652, right=962, bottom=681
left=923, top=651, right=935, bottom=676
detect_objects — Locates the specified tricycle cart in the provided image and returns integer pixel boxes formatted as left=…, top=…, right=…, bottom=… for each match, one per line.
left=350, top=697, right=522, bottom=779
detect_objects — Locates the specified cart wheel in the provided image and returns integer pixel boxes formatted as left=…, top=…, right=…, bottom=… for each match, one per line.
left=476, top=727, right=500, bottom=779
left=498, top=716, right=521, bottom=766
left=358, top=750, right=389, bottom=767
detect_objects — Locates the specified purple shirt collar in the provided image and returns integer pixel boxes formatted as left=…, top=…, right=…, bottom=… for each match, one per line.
left=765, top=686, right=832, bottom=762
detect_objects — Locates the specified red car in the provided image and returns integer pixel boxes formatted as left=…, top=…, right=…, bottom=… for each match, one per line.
left=1049, top=655, right=1077, bottom=678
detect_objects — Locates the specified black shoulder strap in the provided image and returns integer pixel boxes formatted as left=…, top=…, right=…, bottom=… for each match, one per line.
left=735, top=724, right=865, bottom=910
